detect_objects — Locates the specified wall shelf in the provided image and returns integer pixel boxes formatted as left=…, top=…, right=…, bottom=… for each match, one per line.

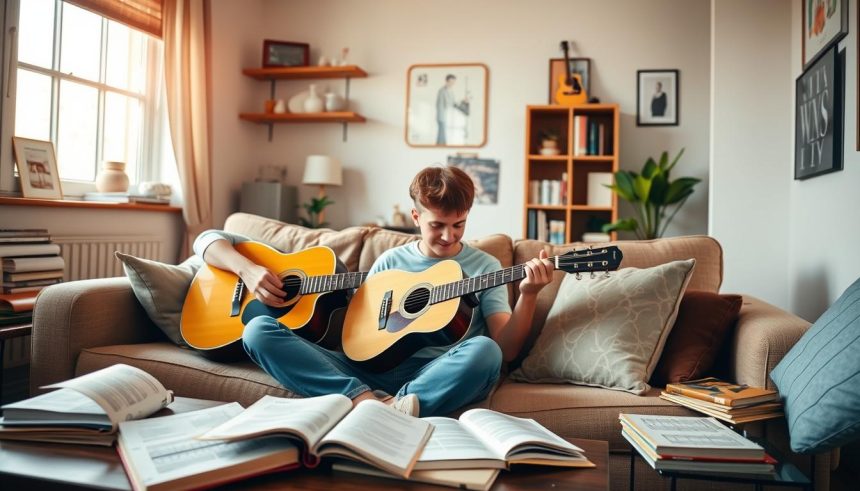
left=239, top=112, right=367, bottom=124
left=241, top=65, right=368, bottom=80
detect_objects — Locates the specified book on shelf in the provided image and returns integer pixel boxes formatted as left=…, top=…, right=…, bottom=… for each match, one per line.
left=3, top=269, right=64, bottom=282
left=582, top=232, right=611, bottom=243
left=659, top=392, right=784, bottom=425
left=82, top=192, right=171, bottom=205
left=196, top=393, right=434, bottom=478
left=618, top=413, right=765, bottom=460
left=0, top=283, right=55, bottom=294
left=0, top=290, right=39, bottom=312
left=333, top=461, right=500, bottom=491
left=118, top=403, right=300, bottom=491
left=0, top=243, right=61, bottom=257
left=527, top=209, right=537, bottom=239
left=2, top=255, right=66, bottom=273
left=415, top=409, right=592, bottom=471
left=664, top=377, right=780, bottom=408
left=0, top=229, right=50, bottom=243
left=0, top=363, right=174, bottom=446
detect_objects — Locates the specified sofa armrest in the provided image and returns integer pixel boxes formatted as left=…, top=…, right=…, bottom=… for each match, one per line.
left=29, top=277, right=164, bottom=394
left=728, top=295, right=811, bottom=389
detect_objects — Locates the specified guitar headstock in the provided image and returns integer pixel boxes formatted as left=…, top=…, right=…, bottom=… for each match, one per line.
left=560, top=40, right=569, bottom=52
left=556, top=246, right=623, bottom=275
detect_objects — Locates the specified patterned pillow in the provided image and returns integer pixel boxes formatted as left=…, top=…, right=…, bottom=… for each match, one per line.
left=769, top=277, right=860, bottom=453
left=509, top=259, right=696, bottom=395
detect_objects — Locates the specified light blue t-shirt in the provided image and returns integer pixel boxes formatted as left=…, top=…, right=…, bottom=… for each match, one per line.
left=368, top=241, right=512, bottom=359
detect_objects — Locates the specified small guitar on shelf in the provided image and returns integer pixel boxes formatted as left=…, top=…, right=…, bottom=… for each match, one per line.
left=342, top=246, right=623, bottom=372
left=555, top=40, right=588, bottom=106
left=180, top=242, right=367, bottom=356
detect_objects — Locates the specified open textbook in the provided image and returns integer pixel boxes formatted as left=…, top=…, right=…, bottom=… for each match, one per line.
left=333, top=461, right=500, bottom=491
left=196, top=394, right=434, bottom=478
left=0, top=364, right=173, bottom=445
left=118, top=403, right=299, bottom=491
left=416, top=409, right=593, bottom=470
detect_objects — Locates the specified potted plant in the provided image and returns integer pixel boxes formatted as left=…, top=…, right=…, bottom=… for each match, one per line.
left=299, top=196, right=335, bottom=229
left=602, top=148, right=700, bottom=240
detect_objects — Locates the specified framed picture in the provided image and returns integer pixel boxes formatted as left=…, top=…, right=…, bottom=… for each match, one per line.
left=405, top=63, right=488, bottom=147
left=802, top=0, right=848, bottom=69
left=12, top=137, right=63, bottom=199
left=447, top=155, right=500, bottom=204
left=548, top=57, right=591, bottom=104
left=636, top=69, right=679, bottom=126
left=795, top=45, right=843, bottom=180
left=262, top=40, right=309, bottom=68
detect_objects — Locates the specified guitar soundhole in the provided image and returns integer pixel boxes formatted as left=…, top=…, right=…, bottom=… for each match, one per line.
left=403, top=287, right=431, bottom=315
left=282, top=274, right=302, bottom=302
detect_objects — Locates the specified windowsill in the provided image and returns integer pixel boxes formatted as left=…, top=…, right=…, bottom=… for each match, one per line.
left=0, top=196, right=182, bottom=213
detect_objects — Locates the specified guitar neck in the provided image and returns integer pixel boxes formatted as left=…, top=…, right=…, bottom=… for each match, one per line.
left=429, top=256, right=556, bottom=304
left=300, top=272, right=368, bottom=294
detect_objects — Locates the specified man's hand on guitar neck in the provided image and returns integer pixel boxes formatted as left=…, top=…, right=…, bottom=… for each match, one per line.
left=203, top=239, right=287, bottom=307
left=519, top=249, right=555, bottom=296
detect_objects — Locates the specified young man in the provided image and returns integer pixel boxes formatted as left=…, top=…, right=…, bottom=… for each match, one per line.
left=194, top=166, right=554, bottom=417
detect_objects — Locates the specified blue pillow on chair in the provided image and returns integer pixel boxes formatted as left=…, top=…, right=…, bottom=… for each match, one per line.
left=770, top=277, right=860, bottom=454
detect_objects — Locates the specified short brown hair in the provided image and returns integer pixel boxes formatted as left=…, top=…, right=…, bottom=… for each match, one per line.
left=409, top=166, right=475, bottom=214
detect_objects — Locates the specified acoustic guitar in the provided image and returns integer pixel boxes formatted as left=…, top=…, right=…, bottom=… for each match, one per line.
left=180, top=242, right=367, bottom=354
left=555, top=40, right=588, bottom=106
left=341, top=246, right=623, bottom=372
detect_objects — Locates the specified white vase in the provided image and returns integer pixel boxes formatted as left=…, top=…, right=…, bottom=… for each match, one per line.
left=95, top=161, right=130, bottom=193
left=324, top=92, right=346, bottom=112
left=303, top=84, right=324, bottom=113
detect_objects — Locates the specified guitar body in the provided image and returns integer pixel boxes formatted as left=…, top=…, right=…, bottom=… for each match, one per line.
left=342, top=260, right=475, bottom=372
left=180, top=242, right=348, bottom=354
left=555, top=72, right=587, bottom=106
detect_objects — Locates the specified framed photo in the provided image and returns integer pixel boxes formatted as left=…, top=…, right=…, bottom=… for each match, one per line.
left=262, top=40, right=309, bottom=68
left=795, top=45, right=843, bottom=180
left=405, top=63, right=488, bottom=147
left=637, top=69, right=679, bottom=126
left=447, top=155, right=500, bottom=204
left=12, top=137, right=63, bottom=199
left=802, top=0, right=848, bottom=69
left=548, top=57, right=591, bottom=103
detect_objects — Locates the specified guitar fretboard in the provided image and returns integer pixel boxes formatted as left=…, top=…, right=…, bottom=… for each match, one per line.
left=299, top=272, right=368, bottom=294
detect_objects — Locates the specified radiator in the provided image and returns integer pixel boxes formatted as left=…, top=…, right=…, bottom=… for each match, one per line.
left=2, top=235, right=163, bottom=368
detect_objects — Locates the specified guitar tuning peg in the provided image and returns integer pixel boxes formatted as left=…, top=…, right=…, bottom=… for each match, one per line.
left=603, top=269, right=611, bottom=278
left=590, top=271, right=595, bottom=279
left=575, top=272, right=582, bottom=280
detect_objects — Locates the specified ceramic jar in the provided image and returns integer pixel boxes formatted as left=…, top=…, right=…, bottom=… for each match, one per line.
left=95, top=161, right=130, bottom=193
left=303, top=84, right=324, bottom=113
left=324, top=92, right=346, bottom=112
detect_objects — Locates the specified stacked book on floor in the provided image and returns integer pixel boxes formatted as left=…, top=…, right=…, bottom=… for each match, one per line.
left=620, top=413, right=776, bottom=476
left=0, top=229, right=64, bottom=325
left=660, top=377, right=783, bottom=425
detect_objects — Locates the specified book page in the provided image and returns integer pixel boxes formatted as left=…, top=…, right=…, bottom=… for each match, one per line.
left=315, top=399, right=433, bottom=477
left=620, top=414, right=762, bottom=451
left=0, top=389, right=109, bottom=427
left=118, top=403, right=298, bottom=488
left=416, top=417, right=502, bottom=468
left=43, top=364, right=173, bottom=431
left=460, top=409, right=584, bottom=460
left=196, top=394, right=352, bottom=448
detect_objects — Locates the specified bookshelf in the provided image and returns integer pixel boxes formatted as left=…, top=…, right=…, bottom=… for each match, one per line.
left=523, top=104, right=619, bottom=243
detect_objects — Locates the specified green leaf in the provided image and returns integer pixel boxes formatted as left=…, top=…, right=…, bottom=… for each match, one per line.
left=648, top=173, right=669, bottom=205
left=613, top=171, right=638, bottom=202
left=633, top=174, right=652, bottom=203
left=642, top=157, right=659, bottom=179
left=665, top=147, right=686, bottom=174
left=602, top=218, right=638, bottom=233
left=665, top=177, right=701, bottom=204
left=657, top=151, right=669, bottom=171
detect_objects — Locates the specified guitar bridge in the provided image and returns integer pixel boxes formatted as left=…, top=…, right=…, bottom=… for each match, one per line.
left=378, top=290, right=393, bottom=330
left=230, top=280, right=245, bottom=317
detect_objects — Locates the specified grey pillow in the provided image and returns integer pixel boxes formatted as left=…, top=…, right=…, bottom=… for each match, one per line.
left=115, top=252, right=203, bottom=346
left=510, top=259, right=696, bottom=395
left=769, top=276, right=860, bottom=453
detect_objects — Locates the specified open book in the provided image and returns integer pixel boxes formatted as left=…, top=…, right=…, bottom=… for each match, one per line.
left=416, top=409, right=593, bottom=470
left=333, top=461, right=500, bottom=491
left=118, top=403, right=299, bottom=491
left=196, top=394, right=433, bottom=478
left=0, top=364, right=173, bottom=446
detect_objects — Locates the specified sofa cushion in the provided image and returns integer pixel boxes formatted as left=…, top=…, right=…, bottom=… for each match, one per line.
left=509, top=259, right=695, bottom=395
left=224, top=212, right=368, bottom=272
left=651, top=291, right=743, bottom=386
left=115, top=252, right=203, bottom=346
left=769, top=277, right=860, bottom=454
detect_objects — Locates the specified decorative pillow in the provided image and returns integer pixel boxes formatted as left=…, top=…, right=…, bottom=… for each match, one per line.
left=509, top=259, right=695, bottom=395
left=115, top=252, right=203, bottom=346
left=650, top=291, right=743, bottom=386
left=769, top=277, right=860, bottom=454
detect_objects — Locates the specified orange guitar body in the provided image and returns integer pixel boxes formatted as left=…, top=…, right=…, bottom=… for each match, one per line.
left=555, top=72, right=587, bottom=106
left=180, top=242, right=349, bottom=356
left=342, top=260, right=475, bottom=373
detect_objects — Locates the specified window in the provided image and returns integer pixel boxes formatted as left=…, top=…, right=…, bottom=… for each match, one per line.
left=4, top=0, right=173, bottom=196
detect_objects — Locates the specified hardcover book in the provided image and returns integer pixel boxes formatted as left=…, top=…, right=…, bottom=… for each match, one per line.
left=664, top=377, right=779, bottom=407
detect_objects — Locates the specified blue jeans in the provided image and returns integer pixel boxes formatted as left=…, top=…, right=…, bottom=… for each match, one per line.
left=242, top=315, right=502, bottom=417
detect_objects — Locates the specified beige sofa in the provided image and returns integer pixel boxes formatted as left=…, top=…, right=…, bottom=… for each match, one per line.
left=30, top=213, right=830, bottom=490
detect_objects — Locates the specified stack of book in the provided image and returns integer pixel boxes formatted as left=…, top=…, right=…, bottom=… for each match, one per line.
left=0, top=229, right=64, bottom=296
left=620, top=413, right=776, bottom=475
left=82, top=192, right=170, bottom=205
left=660, top=377, right=783, bottom=425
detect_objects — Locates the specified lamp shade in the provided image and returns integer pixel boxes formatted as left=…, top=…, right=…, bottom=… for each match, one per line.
left=302, top=155, right=342, bottom=187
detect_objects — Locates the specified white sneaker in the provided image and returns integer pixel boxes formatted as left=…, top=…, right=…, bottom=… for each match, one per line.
left=391, top=394, right=420, bottom=417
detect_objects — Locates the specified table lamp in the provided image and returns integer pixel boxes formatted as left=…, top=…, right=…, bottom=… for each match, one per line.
left=301, top=155, right=342, bottom=227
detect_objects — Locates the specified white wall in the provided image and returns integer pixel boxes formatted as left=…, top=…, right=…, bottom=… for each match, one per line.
left=208, top=0, right=712, bottom=241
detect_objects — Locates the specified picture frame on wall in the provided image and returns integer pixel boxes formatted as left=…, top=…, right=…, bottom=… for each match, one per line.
left=795, top=45, right=843, bottom=180
left=636, top=69, right=679, bottom=126
left=262, top=40, right=309, bottom=68
left=802, top=0, right=848, bottom=69
left=405, top=63, right=488, bottom=148
left=548, top=57, right=591, bottom=104
left=12, top=137, right=63, bottom=199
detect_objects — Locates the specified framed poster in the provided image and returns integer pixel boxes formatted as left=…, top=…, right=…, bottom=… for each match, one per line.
left=11, top=137, right=63, bottom=199
left=802, top=0, right=848, bottom=69
left=795, top=45, right=843, bottom=180
left=636, top=69, right=679, bottom=126
left=548, top=57, right=591, bottom=103
left=262, top=40, right=309, bottom=68
left=405, top=63, right=488, bottom=147
left=447, top=155, right=500, bottom=204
